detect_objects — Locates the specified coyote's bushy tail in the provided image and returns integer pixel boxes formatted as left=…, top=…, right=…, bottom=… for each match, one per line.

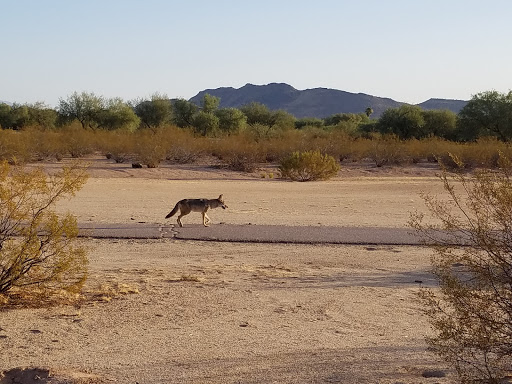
left=165, top=203, right=179, bottom=219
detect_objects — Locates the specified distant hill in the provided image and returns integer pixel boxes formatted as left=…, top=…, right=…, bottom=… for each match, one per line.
left=417, top=98, right=467, bottom=112
left=189, top=83, right=467, bottom=118
left=0, top=100, right=11, bottom=106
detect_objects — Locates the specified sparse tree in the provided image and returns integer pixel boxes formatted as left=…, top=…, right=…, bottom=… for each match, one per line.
left=172, top=98, right=198, bottom=128
left=26, top=102, right=58, bottom=129
left=240, top=102, right=296, bottom=138
left=422, top=109, right=457, bottom=140
left=200, top=94, right=220, bottom=114
left=0, top=103, right=58, bottom=130
left=0, top=103, right=30, bottom=130
left=365, top=107, right=373, bottom=118
left=193, top=110, right=219, bottom=136
left=58, top=91, right=104, bottom=129
left=240, top=102, right=275, bottom=127
left=0, top=104, right=14, bottom=129
left=133, top=93, right=173, bottom=130
left=0, top=161, right=89, bottom=298
left=97, top=98, right=140, bottom=131
left=215, top=107, right=247, bottom=134
left=377, top=105, right=426, bottom=139
left=410, top=154, right=512, bottom=383
left=457, top=90, right=512, bottom=142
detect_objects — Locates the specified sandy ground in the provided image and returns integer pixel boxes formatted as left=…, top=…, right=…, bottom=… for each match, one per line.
left=0, top=158, right=455, bottom=383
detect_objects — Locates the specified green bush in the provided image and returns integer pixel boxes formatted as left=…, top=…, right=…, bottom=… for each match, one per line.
left=279, top=150, right=340, bottom=181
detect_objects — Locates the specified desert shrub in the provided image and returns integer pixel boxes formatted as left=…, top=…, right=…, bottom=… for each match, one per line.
left=262, top=130, right=304, bottom=162
left=24, top=128, right=67, bottom=161
left=367, top=134, right=409, bottom=166
left=222, top=153, right=260, bottom=172
left=97, top=130, right=134, bottom=163
left=212, top=135, right=265, bottom=172
left=165, top=127, right=206, bottom=164
left=458, top=138, right=512, bottom=169
left=133, top=130, right=171, bottom=168
left=0, top=161, right=88, bottom=301
left=410, top=154, right=512, bottom=383
left=59, top=126, right=96, bottom=158
left=279, top=150, right=340, bottom=181
left=0, top=129, right=31, bottom=164
left=435, top=142, right=502, bottom=171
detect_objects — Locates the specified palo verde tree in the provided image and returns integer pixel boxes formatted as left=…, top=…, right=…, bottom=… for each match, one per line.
left=0, top=161, right=89, bottom=298
left=58, top=91, right=104, bottom=129
left=410, top=154, right=512, bottom=383
left=240, top=102, right=296, bottom=140
left=96, top=97, right=140, bottom=131
left=192, top=94, right=221, bottom=136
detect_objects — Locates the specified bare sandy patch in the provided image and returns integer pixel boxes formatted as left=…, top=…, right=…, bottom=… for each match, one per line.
left=1, top=240, right=451, bottom=383
left=1, top=159, right=454, bottom=383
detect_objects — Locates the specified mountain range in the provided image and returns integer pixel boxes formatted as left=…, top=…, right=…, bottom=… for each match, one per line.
left=189, top=83, right=467, bottom=118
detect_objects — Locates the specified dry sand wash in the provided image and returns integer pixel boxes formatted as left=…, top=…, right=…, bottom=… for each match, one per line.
left=0, top=159, right=454, bottom=383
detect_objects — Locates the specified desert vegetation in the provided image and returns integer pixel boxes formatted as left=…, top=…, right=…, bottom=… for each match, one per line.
left=279, top=150, right=340, bottom=181
left=1, top=90, right=512, bottom=382
left=411, top=154, right=512, bottom=383
left=0, top=90, right=511, bottom=176
left=0, top=161, right=88, bottom=303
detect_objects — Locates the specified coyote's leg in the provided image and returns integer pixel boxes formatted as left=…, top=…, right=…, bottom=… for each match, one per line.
left=176, top=206, right=191, bottom=227
left=202, top=212, right=211, bottom=227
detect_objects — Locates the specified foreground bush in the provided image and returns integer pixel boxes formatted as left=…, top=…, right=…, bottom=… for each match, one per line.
left=0, top=161, right=89, bottom=299
left=279, top=150, right=340, bottom=181
left=410, top=154, right=512, bottom=383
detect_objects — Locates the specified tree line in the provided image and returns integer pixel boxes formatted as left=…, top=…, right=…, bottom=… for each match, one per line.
left=1, top=90, right=511, bottom=142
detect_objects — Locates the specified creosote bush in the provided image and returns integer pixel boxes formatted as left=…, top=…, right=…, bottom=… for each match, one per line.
left=410, top=153, right=512, bottom=383
left=279, top=150, right=340, bottom=181
left=0, top=161, right=89, bottom=303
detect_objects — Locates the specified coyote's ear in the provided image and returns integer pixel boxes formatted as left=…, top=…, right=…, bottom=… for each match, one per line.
left=218, top=194, right=223, bottom=200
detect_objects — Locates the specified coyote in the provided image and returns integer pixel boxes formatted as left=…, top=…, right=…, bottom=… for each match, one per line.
left=165, top=194, right=227, bottom=227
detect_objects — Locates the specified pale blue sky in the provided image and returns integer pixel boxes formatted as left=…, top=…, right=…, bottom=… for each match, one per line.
left=1, top=0, right=511, bottom=107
